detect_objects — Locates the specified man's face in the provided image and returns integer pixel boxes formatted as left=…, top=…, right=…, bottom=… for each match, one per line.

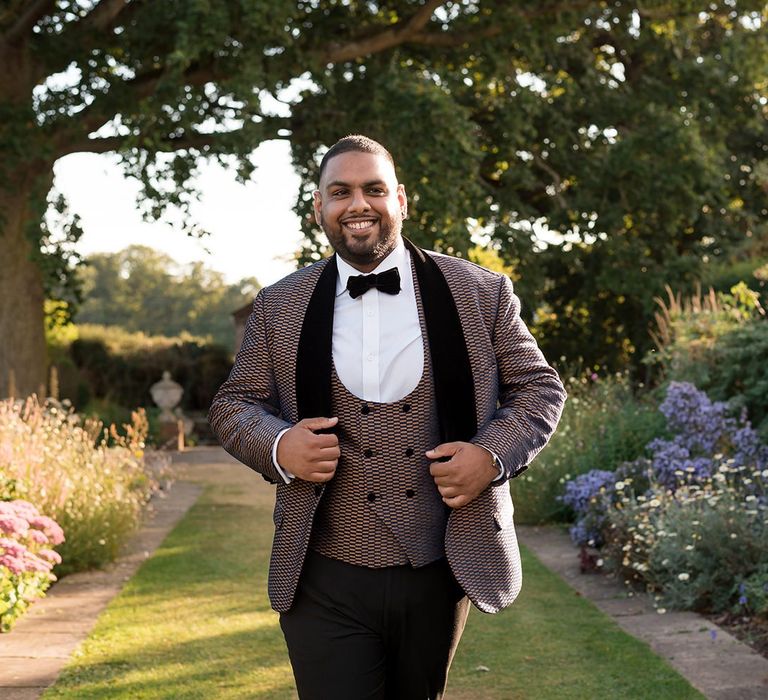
left=313, top=151, right=407, bottom=272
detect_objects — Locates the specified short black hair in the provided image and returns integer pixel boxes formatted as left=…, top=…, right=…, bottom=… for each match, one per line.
left=318, top=134, right=395, bottom=183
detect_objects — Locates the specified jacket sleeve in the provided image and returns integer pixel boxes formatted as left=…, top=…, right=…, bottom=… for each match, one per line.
left=471, top=274, right=567, bottom=481
left=208, top=288, right=292, bottom=484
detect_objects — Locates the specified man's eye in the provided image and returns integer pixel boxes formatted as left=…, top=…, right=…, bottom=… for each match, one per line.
left=332, top=190, right=348, bottom=197
left=368, top=188, right=385, bottom=195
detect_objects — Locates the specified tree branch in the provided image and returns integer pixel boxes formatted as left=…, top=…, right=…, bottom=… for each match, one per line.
left=77, top=0, right=133, bottom=33
left=315, top=0, right=600, bottom=63
left=3, top=0, right=56, bottom=45
left=56, top=120, right=290, bottom=157
left=531, top=150, right=568, bottom=210
left=407, top=25, right=502, bottom=47
left=319, top=0, right=444, bottom=63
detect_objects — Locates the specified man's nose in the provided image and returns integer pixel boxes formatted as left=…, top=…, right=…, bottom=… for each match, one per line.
left=347, top=188, right=371, bottom=212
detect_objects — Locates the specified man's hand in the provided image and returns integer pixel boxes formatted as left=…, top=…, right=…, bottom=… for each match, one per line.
left=276, top=416, right=340, bottom=483
left=426, top=442, right=498, bottom=508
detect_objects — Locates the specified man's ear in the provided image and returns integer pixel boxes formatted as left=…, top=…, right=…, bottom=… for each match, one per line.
left=397, top=183, right=408, bottom=219
left=312, top=190, right=322, bottom=225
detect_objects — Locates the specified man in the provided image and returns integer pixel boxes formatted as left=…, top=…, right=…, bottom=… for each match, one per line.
left=209, top=135, right=566, bottom=699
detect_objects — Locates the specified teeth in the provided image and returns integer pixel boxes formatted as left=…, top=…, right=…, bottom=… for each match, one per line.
left=346, top=220, right=375, bottom=230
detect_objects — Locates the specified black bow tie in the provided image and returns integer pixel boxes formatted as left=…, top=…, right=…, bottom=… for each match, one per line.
left=346, top=267, right=401, bottom=299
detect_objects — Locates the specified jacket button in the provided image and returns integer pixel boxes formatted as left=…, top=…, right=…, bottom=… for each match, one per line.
left=364, top=448, right=374, bottom=458
left=361, top=404, right=370, bottom=415
left=405, top=448, right=414, bottom=457
left=405, top=489, right=415, bottom=498
left=367, top=492, right=376, bottom=502
left=402, top=403, right=411, bottom=413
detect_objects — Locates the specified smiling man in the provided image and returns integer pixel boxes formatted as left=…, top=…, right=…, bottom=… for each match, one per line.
left=209, top=134, right=566, bottom=699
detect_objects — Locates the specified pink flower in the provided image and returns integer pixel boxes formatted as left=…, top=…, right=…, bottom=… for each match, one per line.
left=0, top=515, right=29, bottom=537
left=22, top=552, right=51, bottom=573
left=0, top=553, right=24, bottom=576
left=37, top=548, right=62, bottom=565
left=8, top=500, right=39, bottom=519
left=27, top=529, right=49, bottom=545
left=28, top=516, right=65, bottom=545
left=0, top=537, right=27, bottom=558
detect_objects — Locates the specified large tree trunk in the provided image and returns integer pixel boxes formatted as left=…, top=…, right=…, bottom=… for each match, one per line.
left=0, top=183, right=48, bottom=398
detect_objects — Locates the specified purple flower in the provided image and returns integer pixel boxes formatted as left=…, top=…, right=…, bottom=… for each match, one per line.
left=560, top=470, right=615, bottom=515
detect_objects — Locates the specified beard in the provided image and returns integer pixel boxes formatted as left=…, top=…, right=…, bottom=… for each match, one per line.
left=319, top=212, right=402, bottom=269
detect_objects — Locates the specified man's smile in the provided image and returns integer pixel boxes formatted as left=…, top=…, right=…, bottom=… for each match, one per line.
left=342, top=219, right=378, bottom=233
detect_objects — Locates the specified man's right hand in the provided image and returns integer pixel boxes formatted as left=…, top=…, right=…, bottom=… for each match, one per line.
left=276, top=416, right=340, bottom=482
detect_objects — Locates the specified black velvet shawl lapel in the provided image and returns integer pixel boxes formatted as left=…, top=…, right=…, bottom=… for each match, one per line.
left=296, top=256, right=337, bottom=422
left=403, top=238, right=477, bottom=443
left=294, top=242, right=477, bottom=443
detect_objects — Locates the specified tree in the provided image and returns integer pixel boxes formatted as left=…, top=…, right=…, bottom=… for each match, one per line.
left=76, top=245, right=259, bottom=350
left=1, top=1, right=766, bottom=395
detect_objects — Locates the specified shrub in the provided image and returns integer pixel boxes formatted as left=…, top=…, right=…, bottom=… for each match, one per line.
left=0, top=500, right=65, bottom=631
left=564, top=381, right=768, bottom=615
left=0, top=396, right=171, bottom=576
left=54, top=324, right=232, bottom=415
left=648, top=282, right=768, bottom=438
left=511, top=372, right=664, bottom=524
left=606, top=463, right=767, bottom=614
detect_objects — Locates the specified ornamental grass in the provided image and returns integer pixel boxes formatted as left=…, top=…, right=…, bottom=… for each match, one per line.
left=0, top=396, right=170, bottom=581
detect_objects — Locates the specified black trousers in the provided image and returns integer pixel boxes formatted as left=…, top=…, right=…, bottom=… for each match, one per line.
left=280, top=551, right=471, bottom=700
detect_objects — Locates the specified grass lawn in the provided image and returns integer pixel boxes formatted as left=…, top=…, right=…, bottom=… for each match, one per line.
left=43, top=453, right=703, bottom=699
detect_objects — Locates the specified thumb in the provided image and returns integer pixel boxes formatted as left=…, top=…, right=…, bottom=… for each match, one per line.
left=426, top=442, right=461, bottom=459
left=301, top=416, right=339, bottom=431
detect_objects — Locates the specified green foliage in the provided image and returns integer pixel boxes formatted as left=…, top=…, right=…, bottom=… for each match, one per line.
left=76, top=246, right=259, bottom=352
left=511, top=373, right=664, bottom=524
left=649, top=283, right=768, bottom=438
left=286, top=2, right=768, bottom=370
left=56, top=324, right=232, bottom=415
left=3, top=1, right=768, bottom=390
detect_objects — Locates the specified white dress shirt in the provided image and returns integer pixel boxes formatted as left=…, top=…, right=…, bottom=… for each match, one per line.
left=272, top=238, right=502, bottom=482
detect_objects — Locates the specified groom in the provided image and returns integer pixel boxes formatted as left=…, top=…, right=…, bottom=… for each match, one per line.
left=209, top=134, right=566, bottom=699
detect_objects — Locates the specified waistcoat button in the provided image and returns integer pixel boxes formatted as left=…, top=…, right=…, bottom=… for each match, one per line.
left=405, top=448, right=414, bottom=457
left=364, top=448, right=374, bottom=458
left=405, top=489, right=415, bottom=498
left=402, top=403, right=411, bottom=413
left=367, top=492, right=376, bottom=502
left=361, top=404, right=370, bottom=415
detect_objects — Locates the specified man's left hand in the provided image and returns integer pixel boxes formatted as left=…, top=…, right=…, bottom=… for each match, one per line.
left=426, top=442, right=499, bottom=508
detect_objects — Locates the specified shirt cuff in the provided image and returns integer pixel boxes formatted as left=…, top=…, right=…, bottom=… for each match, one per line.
left=272, top=428, right=294, bottom=484
left=476, top=444, right=505, bottom=481
left=490, top=450, right=505, bottom=482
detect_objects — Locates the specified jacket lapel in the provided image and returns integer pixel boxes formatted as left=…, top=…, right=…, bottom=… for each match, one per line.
left=296, top=255, right=337, bottom=421
left=404, top=238, right=477, bottom=443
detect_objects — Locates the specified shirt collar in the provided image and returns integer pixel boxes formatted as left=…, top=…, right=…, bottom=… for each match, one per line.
left=335, top=237, right=409, bottom=297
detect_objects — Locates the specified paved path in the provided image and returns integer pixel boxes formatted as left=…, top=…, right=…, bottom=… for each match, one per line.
left=0, top=479, right=203, bottom=700
left=519, top=525, right=768, bottom=700
left=2, top=447, right=767, bottom=699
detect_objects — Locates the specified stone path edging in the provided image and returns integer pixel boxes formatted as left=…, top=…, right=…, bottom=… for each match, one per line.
left=518, top=525, right=768, bottom=700
left=0, top=479, right=203, bottom=700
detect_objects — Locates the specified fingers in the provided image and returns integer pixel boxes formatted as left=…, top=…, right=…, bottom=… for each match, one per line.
left=425, top=442, right=462, bottom=460
left=300, top=416, right=339, bottom=432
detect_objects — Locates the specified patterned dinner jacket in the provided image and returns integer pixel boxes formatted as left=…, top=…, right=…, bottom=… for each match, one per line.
left=209, top=239, right=566, bottom=614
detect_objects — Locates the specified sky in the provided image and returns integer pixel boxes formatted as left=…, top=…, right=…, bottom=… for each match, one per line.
left=54, top=139, right=305, bottom=286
